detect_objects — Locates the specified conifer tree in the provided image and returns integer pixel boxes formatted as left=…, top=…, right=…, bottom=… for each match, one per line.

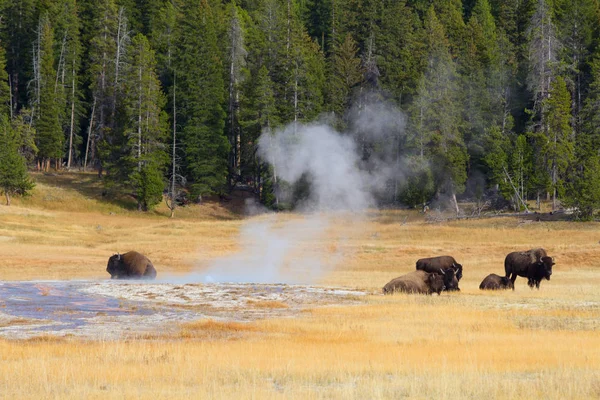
left=409, top=6, right=467, bottom=213
left=563, top=54, right=600, bottom=218
left=542, top=76, right=573, bottom=209
left=35, top=17, right=63, bottom=171
left=0, top=117, right=35, bottom=205
left=174, top=0, right=228, bottom=199
left=113, top=33, right=168, bottom=211
left=375, top=0, right=424, bottom=105
left=327, top=33, right=363, bottom=125
left=86, top=0, right=118, bottom=173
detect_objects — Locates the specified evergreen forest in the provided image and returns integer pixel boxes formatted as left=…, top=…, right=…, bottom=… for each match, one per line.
left=1, top=0, right=600, bottom=218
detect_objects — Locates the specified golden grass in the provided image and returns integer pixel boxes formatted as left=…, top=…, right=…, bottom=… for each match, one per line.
left=1, top=173, right=600, bottom=398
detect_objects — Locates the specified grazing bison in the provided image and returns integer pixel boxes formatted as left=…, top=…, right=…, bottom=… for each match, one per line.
left=106, top=251, right=157, bottom=280
left=416, top=255, right=463, bottom=281
left=479, top=273, right=514, bottom=290
left=383, top=270, right=446, bottom=295
left=504, top=248, right=554, bottom=289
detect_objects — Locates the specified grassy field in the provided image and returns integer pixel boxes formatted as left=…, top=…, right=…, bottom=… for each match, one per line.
left=1, top=172, right=599, bottom=399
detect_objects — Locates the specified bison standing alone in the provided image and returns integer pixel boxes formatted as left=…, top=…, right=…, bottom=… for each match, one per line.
left=106, top=251, right=157, bottom=280
left=479, top=273, right=514, bottom=290
left=504, top=248, right=554, bottom=289
left=383, top=270, right=446, bottom=295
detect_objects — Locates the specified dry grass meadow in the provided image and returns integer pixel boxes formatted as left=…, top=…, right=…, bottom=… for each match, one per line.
left=1, top=172, right=600, bottom=399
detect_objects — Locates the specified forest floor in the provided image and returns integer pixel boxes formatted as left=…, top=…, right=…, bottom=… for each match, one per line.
left=0, top=172, right=599, bottom=399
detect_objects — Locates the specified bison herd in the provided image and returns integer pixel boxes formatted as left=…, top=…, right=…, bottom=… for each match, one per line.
left=105, top=248, right=556, bottom=295
left=383, top=249, right=555, bottom=295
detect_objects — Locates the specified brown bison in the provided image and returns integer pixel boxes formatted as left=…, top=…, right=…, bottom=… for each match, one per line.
left=106, top=251, right=157, bottom=280
left=504, top=248, right=554, bottom=289
left=479, top=273, right=514, bottom=290
left=383, top=270, right=446, bottom=295
left=416, top=255, right=463, bottom=281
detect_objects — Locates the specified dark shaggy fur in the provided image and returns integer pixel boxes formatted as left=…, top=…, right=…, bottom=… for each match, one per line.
left=504, top=248, right=554, bottom=289
left=416, top=255, right=463, bottom=281
left=479, top=273, right=514, bottom=290
left=106, top=251, right=157, bottom=280
left=383, top=271, right=446, bottom=295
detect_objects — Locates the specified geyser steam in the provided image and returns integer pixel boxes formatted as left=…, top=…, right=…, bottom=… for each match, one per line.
left=199, top=102, right=406, bottom=284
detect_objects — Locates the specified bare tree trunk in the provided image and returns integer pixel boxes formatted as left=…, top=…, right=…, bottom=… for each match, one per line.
left=8, top=75, right=13, bottom=120
left=170, top=72, right=177, bottom=218
left=84, top=97, right=97, bottom=172
left=452, top=192, right=459, bottom=217
left=5, top=192, right=10, bottom=206
left=55, top=30, right=67, bottom=93
left=137, top=61, right=143, bottom=212
left=67, top=61, right=76, bottom=169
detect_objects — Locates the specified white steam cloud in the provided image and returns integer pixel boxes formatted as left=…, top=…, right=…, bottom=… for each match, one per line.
left=196, top=99, right=406, bottom=284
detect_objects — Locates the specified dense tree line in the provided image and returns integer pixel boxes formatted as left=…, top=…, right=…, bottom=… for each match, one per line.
left=0, top=0, right=600, bottom=218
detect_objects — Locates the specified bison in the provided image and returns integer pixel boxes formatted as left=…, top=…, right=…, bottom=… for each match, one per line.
left=479, top=273, right=514, bottom=290
left=416, top=255, right=463, bottom=281
left=504, top=248, right=554, bottom=289
left=443, top=268, right=460, bottom=291
left=106, top=251, right=157, bottom=280
left=383, top=270, right=446, bottom=295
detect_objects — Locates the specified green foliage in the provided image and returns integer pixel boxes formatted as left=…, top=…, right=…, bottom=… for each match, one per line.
left=327, top=33, right=363, bottom=123
left=0, top=118, right=35, bottom=205
left=542, top=76, right=574, bottom=199
left=136, top=161, right=165, bottom=211
left=2, top=0, right=600, bottom=211
left=175, top=0, right=228, bottom=199
left=36, top=18, right=64, bottom=163
left=398, top=156, right=435, bottom=208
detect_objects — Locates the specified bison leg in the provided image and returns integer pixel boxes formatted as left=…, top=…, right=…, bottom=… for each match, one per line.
left=508, top=273, right=517, bottom=289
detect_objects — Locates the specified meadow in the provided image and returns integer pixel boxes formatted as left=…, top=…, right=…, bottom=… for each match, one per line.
left=0, top=173, right=599, bottom=399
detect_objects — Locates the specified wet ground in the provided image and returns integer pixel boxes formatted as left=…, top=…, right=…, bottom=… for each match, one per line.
left=0, top=281, right=367, bottom=340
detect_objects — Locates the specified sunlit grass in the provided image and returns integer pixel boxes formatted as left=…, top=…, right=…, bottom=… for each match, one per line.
left=1, top=172, right=600, bottom=398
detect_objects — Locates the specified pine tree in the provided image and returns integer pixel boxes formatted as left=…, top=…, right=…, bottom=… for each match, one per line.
left=327, top=33, right=363, bottom=124
left=555, top=0, right=596, bottom=136
left=0, top=38, right=10, bottom=115
left=85, top=0, right=120, bottom=174
left=224, top=2, right=249, bottom=183
left=113, top=33, right=168, bottom=211
left=563, top=54, right=600, bottom=219
left=408, top=6, right=467, bottom=213
left=35, top=17, right=63, bottom=171
left=542, top=76, right=573, bottom=209
left=174, top=0, right=228, bottom=199
left=1, top=0, right=37, bottom=114
left=50, top=0, right=83, bottom=169
left=375, top=0, right=424, bottom=105
left=0, top=117, right=35, bottom=205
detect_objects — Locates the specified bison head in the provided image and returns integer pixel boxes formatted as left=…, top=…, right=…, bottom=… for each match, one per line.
left=500, top=276, right=514, bottom=289
left=428, top=273, right=445, bottom=295
left=441, top=268, right=459, bottom=291
left=106, top=253, right=122, bottom=279
left=452, top=263, right=463, bottom=281
left=540, top=256, right=554, bottom=280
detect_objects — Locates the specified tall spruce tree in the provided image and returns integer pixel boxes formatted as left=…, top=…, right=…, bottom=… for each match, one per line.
left=86, top=0, right=118, bottom=173
left=563, top=53, right=600, bottom=218
left=174, top=0, right=228, bottom=199
left=111, top=33, right=168, bottom=211
left=542, top=76, right=573, bottom=209
left=0, top=118, right=35, bottom=205
left=409, top=6, right=467, bottom=213
left=35, top=17, right=63, bottom=171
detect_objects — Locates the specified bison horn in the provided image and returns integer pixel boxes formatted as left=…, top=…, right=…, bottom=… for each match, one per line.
left=117, top=253, right=121, bottom=260
left=440, top=268, right=445, bottom=274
